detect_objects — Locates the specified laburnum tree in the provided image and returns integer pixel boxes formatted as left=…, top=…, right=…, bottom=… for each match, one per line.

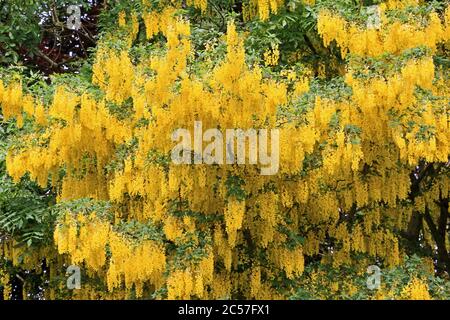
left=0, top=0, right=449, bottom=300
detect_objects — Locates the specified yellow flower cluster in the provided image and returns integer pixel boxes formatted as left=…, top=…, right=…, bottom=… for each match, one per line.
left=143, top=6, right=178, bottom=39
left=93, top=50, right=134, bottom=104
left=117, top=11, right=140, bottom=46
left=6, top=88, right=132, bottom=196
left=243, top=0, right=285, bottom=21
left=54, top=211, right=166, bottom=297
left=263, top=44, right=280, bottom=66
left=1, top=238, right=59, bottom=276
left=318, top=7, right=450, bottom=58
left=167, top=252, right=214, bottom=299
left=0, top=81, right=23, bottom=122
left=346, top=57, right=448, bottom=165
left=54, top=212, right=109, bottom=271
left=187, top=0, right=208, bottom=13
left=107, top=233, right=166, bottom=296
left=269, top=246, right=304, bottom=279
left=118, top=11, right=126, bottom=27
left=400, top=278, right=432, bottom=300
left=385, top=0, right=420, bottom=10
left=224, top=200, right=246, bottom=247
left=249, top=266, right=261, bottom=298
left=0, top=269, right=11, bottom=300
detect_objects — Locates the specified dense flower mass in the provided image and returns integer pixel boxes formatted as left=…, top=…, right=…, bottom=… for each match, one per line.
left=0, top=0, right=449, bottom=300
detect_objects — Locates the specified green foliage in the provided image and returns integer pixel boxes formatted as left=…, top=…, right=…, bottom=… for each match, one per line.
left=290, top=255, right=450, bottom=300
left=0, top=120, right=55, bottom=247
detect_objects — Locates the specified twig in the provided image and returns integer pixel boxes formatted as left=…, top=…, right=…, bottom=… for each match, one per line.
left=36, top=50, right=58, bottom=68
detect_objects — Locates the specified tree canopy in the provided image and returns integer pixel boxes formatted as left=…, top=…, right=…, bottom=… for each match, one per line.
left=0, top=0, right=449, bottom=300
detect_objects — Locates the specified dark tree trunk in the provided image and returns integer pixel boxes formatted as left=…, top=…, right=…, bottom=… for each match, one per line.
left=423, top=202, right=450, bottom=276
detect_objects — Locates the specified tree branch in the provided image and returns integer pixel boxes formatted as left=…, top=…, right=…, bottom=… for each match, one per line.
left=423, top=206, right=450, bottom=276
left=35, top=50, right=58, bottom=68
